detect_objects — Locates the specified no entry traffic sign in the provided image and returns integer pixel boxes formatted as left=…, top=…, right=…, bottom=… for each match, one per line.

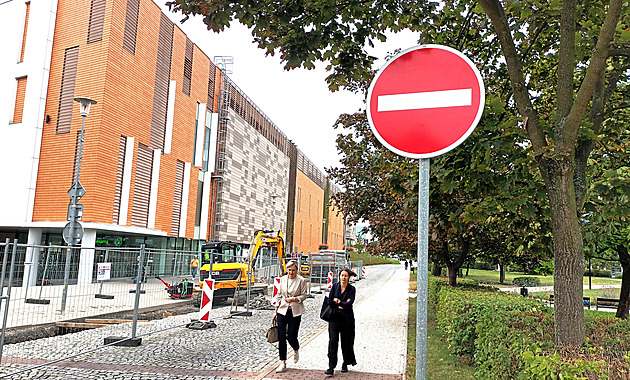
left=367, top=45, right=485, bottom=158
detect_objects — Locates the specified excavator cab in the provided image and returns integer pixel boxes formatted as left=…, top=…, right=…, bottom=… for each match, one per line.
left=194, top=230, right=285, bottom=306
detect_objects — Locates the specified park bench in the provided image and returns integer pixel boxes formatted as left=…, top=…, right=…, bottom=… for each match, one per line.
left=596, top=297, right=620, bottom=310
left=549, top=294, right=591, bottom=310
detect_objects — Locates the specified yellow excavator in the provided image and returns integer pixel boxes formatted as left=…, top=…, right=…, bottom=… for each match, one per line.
left=193, top=230, right=286, bottom=306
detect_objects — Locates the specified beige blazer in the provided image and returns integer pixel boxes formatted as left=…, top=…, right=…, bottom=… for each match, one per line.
left=274, top=274, right=308, bottom=317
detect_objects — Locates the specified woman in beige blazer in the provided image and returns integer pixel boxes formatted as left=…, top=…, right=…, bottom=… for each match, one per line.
left=273, top=260, right=308, bottom=373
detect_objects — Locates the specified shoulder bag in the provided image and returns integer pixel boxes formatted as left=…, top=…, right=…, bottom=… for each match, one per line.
left=320, top=296, right=334, bottom=322
left=266, top=315, right=279, bottom=343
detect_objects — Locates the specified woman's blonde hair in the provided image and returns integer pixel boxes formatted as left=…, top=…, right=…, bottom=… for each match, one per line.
left=286, top=260, right=299, bottom=270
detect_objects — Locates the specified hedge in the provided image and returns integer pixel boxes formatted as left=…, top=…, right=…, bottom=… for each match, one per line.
left=429, top=277, right=630, bottom=379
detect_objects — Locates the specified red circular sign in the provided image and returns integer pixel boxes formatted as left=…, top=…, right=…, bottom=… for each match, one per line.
left=367, top=45, right=485, bottom=158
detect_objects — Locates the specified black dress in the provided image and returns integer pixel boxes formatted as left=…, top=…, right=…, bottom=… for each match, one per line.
left=327, top=281, right=357, bottom=369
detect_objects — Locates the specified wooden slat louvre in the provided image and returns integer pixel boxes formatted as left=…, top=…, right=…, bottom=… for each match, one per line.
left=182, top=38, right=193, bottom=96
left=171, top=160, right=185, bottom=236
left=87, top=0, right=106, bottom=43
left=56, top=46, right=79, bottom=134
left=207, top=63, right=216, bottom=110
left=19, top=2, right=30, bottom=62
left=122, top=0, right=140, bottom=54
left=12, top=77, right=27, bottom=123
left=131, top=144, right=152, bottom=227
left=150, top=13, right=173, bottom=150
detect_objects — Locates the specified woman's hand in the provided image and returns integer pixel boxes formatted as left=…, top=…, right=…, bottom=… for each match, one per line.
left=333, top=298, right=341, bottom=304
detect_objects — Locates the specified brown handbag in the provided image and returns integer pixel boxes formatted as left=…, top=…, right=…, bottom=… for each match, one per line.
left=266, top=315, right=279, bottom=343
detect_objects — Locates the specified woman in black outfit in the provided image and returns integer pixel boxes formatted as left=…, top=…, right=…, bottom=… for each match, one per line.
left=325, top=268, right=357, bottom=376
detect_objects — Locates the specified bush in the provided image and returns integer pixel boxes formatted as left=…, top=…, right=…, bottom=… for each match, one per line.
left=584, top=268, right=612, bottom=278
left=429, top=281, right=630, bottom=379
left=471, top=261, right=495, bottom=271
left=512, top=277, right=541, bottom=287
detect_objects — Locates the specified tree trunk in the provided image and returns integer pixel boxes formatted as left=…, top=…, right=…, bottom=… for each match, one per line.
left=447, top=265, right=457, bottom=286
left=616, top=246, right=630, bottom=319
left=432, top=260, right=441, bottom=276
left=543, top=160, right=585, bottom=347
left=499, top=263, right=505, bottom=284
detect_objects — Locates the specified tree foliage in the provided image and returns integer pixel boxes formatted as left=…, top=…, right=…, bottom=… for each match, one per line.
left=168, top=0, right=630, bottom=346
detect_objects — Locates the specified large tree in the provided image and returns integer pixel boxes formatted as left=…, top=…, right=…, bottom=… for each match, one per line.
left=328, top=91, right=548, bottom=286
left=583, top=124, right=630, bottom=318
left=168, top=0, right=629, bottom=346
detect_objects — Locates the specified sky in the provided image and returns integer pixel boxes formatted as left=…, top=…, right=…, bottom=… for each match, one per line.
left=156, top=2, right=419, bottom=173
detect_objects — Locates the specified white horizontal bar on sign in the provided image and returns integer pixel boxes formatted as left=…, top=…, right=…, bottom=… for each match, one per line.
left=377, top=88, right=472, bottom=112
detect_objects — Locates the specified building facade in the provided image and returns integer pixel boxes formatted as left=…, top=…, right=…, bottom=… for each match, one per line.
left=0, top=0, right=346, bottom=283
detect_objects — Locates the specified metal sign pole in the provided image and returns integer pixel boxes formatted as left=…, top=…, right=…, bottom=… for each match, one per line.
left=417, top=158, right=430, bottom=380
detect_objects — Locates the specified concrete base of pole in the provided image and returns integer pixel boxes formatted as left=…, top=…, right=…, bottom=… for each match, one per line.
left=128, top=290, right=146, bottom=294
left=104, top=336, right=142, bottom=347
left=95, top=294, right=115, bottom=299
left=186, top=320, right=217, bottom=330
left=230, top=311, right=252, bottom=316
left=25, top=298, right=51, bottom=304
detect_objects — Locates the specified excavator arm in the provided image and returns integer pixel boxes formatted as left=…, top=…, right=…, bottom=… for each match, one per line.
left=247, top=230, right=286, bottom=275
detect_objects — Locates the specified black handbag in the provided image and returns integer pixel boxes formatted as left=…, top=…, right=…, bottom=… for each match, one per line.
left=320, top=296, right=334, bottom=322
left=266, top=316, right=279, bottom=343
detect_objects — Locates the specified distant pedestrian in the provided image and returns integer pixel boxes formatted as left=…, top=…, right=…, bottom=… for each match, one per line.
left=325, top=268, right=357, bottom=376
left=404, top=260, right=408, bottom=270
left=273, top=261, right=308, bottom=373
left=190, top=255, right=199, bottom=280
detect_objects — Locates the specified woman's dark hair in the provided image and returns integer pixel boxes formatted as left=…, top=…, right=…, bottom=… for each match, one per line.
left=340, top=268, right=357, bottom=278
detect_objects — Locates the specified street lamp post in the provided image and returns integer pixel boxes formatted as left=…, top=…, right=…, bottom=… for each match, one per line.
left=61, top=97, right=96, bottom=314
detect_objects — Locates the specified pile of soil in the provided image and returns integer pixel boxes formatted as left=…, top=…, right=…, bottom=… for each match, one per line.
left=3, top=301, right=197, bottom=344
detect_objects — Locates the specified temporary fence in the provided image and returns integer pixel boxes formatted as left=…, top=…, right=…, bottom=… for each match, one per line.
left=0, top=239, right=208, bottom=371
left=0, top=239, right=364, bottom=377
left=307, top=253, right=364, bottom=295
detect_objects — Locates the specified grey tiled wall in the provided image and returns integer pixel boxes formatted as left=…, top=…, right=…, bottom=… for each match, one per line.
left=216, top=109, right=290, bottom=244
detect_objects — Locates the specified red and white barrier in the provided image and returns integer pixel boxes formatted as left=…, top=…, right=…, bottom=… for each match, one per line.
left=199, top=279, right=215, bottom=321
left=362, top=267, right=366, bottom=279
left=272, top=277, right=281, bottom=306
left=327, top=271, right=333, bottom=290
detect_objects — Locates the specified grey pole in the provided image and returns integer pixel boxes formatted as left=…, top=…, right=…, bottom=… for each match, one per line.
left=23, top=261, right=33, bottom=301
left=0, top=240, right=19, bottom=364
left=60, top=246, right=72, bottom=314
left=61, top=112, right=87, bottom=314
left=417, top=158, right=430, bottom=380
left=131, top=245, right=146, bottom=339
left=38, top=245, right=51, bottom=300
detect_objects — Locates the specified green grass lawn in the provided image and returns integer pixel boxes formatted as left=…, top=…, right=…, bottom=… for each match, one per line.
left=530, top=287, right=622, bottom=300
left=407, top=272, right=475, bottom=379
left=461, top=268, right=621, bottom=287
left=348, top=251, right=399, bottom=265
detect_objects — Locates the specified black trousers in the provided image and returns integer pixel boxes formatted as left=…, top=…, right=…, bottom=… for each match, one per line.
left=277, top=309, right=301, bottom=361
left=328, top=317, right=356, bottom=369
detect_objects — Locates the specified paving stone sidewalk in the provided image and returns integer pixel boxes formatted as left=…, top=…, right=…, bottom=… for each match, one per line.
left=0, top=264, right=409, bottom=380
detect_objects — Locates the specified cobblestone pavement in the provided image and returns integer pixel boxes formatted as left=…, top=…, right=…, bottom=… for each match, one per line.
left=0, top=264, right=408, bottom=379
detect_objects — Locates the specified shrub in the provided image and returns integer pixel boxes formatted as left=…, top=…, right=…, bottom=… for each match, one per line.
left=471, top=261, right=495, bottom=271
left=431, top=282, right=630, bottom=379
left=584, top=268, right=612, bottom=278
left=512, top=277, right=541, bottom=287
